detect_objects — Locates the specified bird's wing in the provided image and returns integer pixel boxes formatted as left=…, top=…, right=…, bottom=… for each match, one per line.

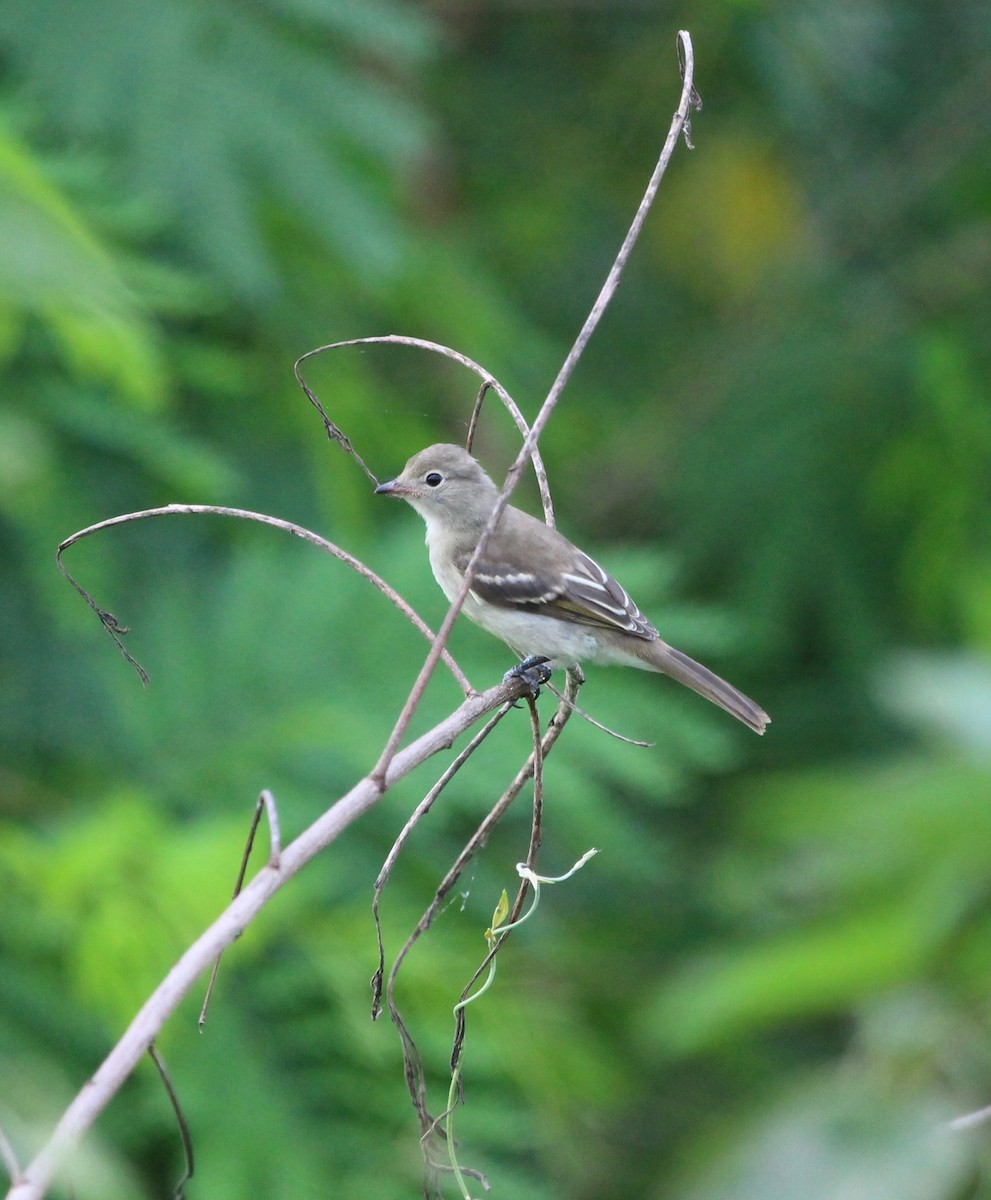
left=455, top=543, right=658, bottom=641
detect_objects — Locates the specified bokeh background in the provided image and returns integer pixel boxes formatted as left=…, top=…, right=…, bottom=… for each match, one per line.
left=2, top=2, right=991, bottom=1197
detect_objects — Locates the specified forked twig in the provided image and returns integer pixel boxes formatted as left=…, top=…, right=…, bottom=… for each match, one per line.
left=316, top=41, right=699, bottom=1142
left=446, top=691, right=546, bottom=1099
left=5, top=675, right=539, bottom=1200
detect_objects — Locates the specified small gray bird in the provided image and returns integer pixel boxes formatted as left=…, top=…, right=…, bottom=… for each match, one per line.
left=375, top=444, right=769, bottom=734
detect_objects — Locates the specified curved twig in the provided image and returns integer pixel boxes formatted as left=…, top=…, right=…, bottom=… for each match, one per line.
left=293, top=334, right=555, bottom=525
left=56, top=505, right=472, bottom=696
left=147, top=1045, right=193, bottom=1199
left=542, top=674, right=654, bottom=747
left=16, top=35, right=703, bottom=1200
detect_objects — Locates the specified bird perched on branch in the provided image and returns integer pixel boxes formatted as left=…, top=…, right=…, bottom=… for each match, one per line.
left=375, top=443, right=769, bottom=734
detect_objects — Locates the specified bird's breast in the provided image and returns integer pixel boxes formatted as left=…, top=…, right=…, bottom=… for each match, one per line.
left=427, top=540, right=466, bottom=604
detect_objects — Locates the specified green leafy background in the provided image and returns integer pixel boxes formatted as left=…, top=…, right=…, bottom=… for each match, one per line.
left=2, top=2, right=990, bottom=1197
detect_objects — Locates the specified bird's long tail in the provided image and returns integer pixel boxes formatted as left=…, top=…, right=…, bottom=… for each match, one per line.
left=652, top=644, right=770, bottom=735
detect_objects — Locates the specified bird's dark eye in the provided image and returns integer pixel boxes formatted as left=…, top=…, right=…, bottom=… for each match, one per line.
left=425, top=472, right=443, bottom=487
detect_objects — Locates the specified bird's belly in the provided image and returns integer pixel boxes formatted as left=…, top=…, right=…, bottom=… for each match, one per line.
left=464, top=601, right=604, bottom=666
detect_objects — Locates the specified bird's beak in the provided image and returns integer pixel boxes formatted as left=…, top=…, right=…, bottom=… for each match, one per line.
left=374, top=477, right=408, bottom=497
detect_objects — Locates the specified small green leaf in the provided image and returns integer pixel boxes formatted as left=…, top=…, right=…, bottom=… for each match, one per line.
left=490, top=889, right=510, bottom=934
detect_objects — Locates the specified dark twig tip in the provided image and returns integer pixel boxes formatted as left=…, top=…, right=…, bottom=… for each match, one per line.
left=465, top=380, right=495, bottom=455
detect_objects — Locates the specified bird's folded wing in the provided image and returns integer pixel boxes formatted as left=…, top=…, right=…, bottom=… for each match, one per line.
left=456, top=546, right=658, bottom=641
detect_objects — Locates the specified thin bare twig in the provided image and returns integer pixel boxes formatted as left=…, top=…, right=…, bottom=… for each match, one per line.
left=290, top=355, right=379, bottom=487
left=147, top=1045, right=194, bottom=1199
left=464, top=378, right=555, bottom=527
left=676, top=31, right=703, bottom=148
left=448, top=689, right=546, bottom=1085
left=463, top=381, right=489, bottom=458
left=19, top=37, right=701, bottom=1200
left=199, top=790, right=282, bottom=1028
left=542, top=674, right=654, bottom=747
left=519, top=692, right=546, bottom=891
left=56, top=505, right=472, bottom=696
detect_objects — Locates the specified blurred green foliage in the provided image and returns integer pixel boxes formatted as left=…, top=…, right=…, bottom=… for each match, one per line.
left=2, top=2, right=991, bottom=1198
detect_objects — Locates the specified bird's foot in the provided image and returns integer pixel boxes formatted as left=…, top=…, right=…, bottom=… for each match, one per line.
left=504, top=654, right=552, bottom=700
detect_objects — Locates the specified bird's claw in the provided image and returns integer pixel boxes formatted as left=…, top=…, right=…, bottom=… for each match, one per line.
left=504, top=654, right=552, bottom=701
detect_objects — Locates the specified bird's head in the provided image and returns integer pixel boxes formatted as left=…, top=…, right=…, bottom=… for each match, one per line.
left=375, top=443, right=499, bottom=528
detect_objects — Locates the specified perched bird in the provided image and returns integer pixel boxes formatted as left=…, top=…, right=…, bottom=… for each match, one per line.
left=375, top=444, right=769, bottom=734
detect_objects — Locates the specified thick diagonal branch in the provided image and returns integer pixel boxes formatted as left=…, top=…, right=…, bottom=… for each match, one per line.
left=4, top=675, right=536, bottom=1200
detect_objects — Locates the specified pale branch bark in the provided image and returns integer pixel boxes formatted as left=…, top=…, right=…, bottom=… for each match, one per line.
left=948, top=1104, right=991, bottom=1132
left=3, top=675, right=536, bottom=1200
